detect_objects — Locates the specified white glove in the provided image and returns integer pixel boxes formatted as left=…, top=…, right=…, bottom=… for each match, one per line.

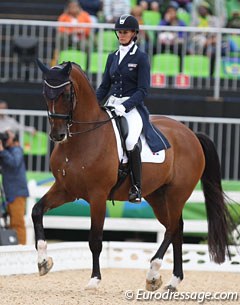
left=113, top=104, right=126, bottom=116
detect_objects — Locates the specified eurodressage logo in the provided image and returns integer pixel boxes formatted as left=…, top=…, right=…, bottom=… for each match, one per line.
left=124, top=289, right=239, bottom=303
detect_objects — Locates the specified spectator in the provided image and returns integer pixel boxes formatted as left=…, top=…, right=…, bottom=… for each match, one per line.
left=174, top=0, right=192, bottom=13
left=138, top=1, right=160, bottom=12
left=78, top=0, right=102, bottom=23
left=0, top=130, right=29, bottom=244
left=57, top=0, right=92, bottom=51
left=227, top=10, right=240, bottom=29
left=157, top=1, right=186, bottom=71
left=189, top=0, right=220, bottom=75
left=131, top=5, right=150, bottom=51
left=103, top=0, right=131, bottom=23
left=0, top=101, right=35, bottom=135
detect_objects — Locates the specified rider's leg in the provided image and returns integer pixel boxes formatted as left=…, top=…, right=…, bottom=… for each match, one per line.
left=124, top=108, right=143, bottom=203
left=127, top=144, right=142, bottom=202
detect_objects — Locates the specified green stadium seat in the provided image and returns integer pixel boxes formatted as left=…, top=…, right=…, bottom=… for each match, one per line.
left=24, top=131, right=48, bottom=156
left=130, top=0, right=137, bottom=7
left=89, top=52, right=108, bottom=73
left=151, top=53, right=180, bottom=76
left=58, top=50, right=87, bottom=71
left=142, top=10, right=161, bottom=25
left=226, top=0, right=240, bottom=19
left=183, top=55, right=210, bottom=77
left=177, top=9, right=191, bottom=25
left=102, top=30, right=118, bottom=52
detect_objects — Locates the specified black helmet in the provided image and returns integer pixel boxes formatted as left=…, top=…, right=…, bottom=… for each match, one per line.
left=115, top=14, right=139, bottom=32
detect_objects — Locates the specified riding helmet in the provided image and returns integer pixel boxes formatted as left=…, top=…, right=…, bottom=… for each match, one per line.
left=114, top=14, right=139, bottom=33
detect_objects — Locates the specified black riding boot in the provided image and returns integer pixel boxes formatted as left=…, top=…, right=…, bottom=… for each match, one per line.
left=128, top=144, right=142, bottom=203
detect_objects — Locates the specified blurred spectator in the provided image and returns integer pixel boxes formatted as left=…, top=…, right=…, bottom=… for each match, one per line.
left=226, top=10, right=240, bottom=53
left=57, top=0, right=92, bottom=50
left=189, top=0, right=220, bottom=75
left=0, top=130, right=29, bottom=245
left=157, top=1, right=186, bottom=71
left=138, top=1, right=160, bottom=12
left=174, top=0, right=192, bottom=13
left=131, top=5, right=150, bottom=51
left=0, top=101, right=35, bottom=135
left=78, top=0, right=102, bottom=23
left=103, top=0, right=131, bottom=23
left=227, top=10, right=240, bottom=29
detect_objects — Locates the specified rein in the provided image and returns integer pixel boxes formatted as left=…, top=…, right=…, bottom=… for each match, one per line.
left=68, top=114, right=118, bottom=136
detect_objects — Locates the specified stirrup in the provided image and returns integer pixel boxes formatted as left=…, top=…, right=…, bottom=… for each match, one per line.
left=129, top=185, right=142, bottom=203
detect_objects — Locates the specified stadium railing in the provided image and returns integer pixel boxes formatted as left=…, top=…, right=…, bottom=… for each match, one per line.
left=0, top=19, right=240, bottom=99
left=0, top=109, right=240, bottom=180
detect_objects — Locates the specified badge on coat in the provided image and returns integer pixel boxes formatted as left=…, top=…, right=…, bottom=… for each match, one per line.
left=128, top=63, right=137, bottom=71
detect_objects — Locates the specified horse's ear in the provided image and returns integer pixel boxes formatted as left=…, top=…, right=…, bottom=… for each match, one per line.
left=61, top=61, right=72, bottom=76
left=36, top=58, right=50, bottom=74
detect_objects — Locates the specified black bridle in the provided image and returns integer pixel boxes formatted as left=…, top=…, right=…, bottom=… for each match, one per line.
left=44, top=78, right=117, bottom=137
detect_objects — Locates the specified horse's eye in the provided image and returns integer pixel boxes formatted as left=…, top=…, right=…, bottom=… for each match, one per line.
left=63, top=92, right=70, bottom=100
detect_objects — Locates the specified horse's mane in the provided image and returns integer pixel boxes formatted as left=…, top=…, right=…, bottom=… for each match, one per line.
left=59, top=61, right=97, bottom=96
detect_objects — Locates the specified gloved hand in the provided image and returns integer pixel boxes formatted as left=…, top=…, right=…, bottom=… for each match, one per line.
left=113, top=104, right=126, bottom=116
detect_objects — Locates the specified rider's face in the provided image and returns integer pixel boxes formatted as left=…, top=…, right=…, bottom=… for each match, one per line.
left=117, top=30, right=135, bottom=45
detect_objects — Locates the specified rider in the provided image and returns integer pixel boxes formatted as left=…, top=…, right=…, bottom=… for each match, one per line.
left=96, top=14, right=168, bottom=203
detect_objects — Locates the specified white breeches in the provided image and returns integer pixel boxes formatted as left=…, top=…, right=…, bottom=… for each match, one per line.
left=106, top=96, right=143, bottom=151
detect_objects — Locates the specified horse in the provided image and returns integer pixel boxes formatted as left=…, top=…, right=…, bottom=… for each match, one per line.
left=33, top=59, right=234, bottom=291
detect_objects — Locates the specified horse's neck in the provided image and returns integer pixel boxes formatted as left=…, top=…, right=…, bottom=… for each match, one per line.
left=73, top=80, right=101, bottom=122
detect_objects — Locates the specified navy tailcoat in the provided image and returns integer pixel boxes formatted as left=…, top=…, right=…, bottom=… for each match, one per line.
left=96, top=44, right=170, bottom=152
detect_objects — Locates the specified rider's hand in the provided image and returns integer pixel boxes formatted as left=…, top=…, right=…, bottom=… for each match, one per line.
left=113, top=104, right=126, bottom=117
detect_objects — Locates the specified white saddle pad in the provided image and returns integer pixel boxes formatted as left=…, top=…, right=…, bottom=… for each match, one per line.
left=107, top=110, right=165, bottom=164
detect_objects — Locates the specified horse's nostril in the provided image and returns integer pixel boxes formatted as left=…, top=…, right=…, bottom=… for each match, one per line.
left=50, top=132, right=66, bottom=142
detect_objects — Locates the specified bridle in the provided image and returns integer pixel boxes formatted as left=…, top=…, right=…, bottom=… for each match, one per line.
left=44, top=73, right=117, bottom=137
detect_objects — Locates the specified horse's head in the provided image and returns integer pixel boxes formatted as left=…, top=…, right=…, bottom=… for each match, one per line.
left=36, top=59, right=75, bottom=143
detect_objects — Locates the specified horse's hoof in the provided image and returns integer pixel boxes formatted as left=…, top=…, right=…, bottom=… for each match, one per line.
left=145, top=276, right=162, bottom=291
left=85, top=277, right=101, bottom=290
left=38, top=257, right=53, bottom=276
left=164, top=285, right=177, bottom=292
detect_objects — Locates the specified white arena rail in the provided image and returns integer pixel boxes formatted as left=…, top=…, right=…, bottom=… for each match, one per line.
left=0, top=242, right=239, bottom=276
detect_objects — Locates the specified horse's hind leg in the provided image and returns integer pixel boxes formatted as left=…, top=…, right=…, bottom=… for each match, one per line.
left=165, top=216, right=184, bottom=291
left=31, top=183, right=71, bottom=276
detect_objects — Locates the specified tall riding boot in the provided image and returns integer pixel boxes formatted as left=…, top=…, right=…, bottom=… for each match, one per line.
left=128, top=144, right=142, bottom=203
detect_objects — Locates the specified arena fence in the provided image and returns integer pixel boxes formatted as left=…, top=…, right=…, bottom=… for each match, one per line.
left=0, top=19, right=240, bottom=98
left=1, top=109, right=240, bottom=180
left=0, top=242, right=239, bottom=275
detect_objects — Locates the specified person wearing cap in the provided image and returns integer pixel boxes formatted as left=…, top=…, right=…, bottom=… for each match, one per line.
left=189, top=0, right=220, bottom=75
left=96, top=14, right=170, bottom=203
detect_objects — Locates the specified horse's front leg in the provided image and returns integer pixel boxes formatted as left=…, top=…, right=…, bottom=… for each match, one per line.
left=31, top=183, right=71, bottom=276
left=85, top=195, right=107, bottom=289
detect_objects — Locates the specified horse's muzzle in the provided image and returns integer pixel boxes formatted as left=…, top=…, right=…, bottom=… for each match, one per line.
left=50, top=131, right=67, bottom=143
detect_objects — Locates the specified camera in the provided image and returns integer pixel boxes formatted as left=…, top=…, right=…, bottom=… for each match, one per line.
left=0, top=132, right=9, bottom=148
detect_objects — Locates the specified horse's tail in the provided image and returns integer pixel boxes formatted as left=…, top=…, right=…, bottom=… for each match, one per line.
left=196, top=132, right=234, bottom=264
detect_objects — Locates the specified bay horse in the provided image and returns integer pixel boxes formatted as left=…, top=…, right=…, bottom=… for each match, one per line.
left=33, top=60, right=234, bottom=291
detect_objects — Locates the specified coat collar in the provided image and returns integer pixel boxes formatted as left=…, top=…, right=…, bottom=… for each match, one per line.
left=114, top=44, right=138, bottom=68
left=115, top=43, right=138, bottom=56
